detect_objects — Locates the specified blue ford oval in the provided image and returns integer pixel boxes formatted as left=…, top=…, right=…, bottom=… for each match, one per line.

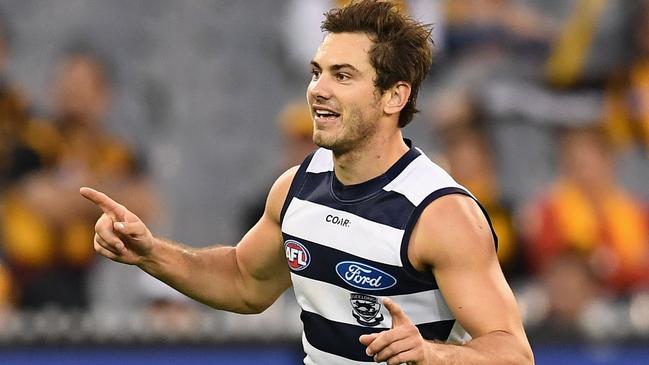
left=335, top=261, right=397, bottom=291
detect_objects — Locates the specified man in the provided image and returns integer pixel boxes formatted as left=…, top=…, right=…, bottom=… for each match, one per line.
left=524, top=126, right=649, bottom=294
left=5, top=48, right=156, bottom=309
left=82, top=1, right=533, bottom=364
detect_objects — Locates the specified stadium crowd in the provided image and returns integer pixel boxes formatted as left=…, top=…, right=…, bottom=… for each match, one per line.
left=0, top=0, right=648, bottom=347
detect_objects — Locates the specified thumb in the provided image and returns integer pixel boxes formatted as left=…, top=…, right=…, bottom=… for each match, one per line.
left=114, top=220, right=147, bottom=238
left=384, top=297, right=412, bottom=328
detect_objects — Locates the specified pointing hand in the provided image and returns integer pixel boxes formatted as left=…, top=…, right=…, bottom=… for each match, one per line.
left=80, top=187, right=154, bottom=265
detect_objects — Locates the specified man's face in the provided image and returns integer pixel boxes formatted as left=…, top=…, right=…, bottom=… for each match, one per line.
left=307, top=32, right=384, bottom=154
left=54, top=56, right=109, bottom=126
left=562, top=133, right=613, bottom=190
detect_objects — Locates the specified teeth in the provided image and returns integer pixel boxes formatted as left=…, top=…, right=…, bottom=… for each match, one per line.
left=315, top=110, right=336, bottom=117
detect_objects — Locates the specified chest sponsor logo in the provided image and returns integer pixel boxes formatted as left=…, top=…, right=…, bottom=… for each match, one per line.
left=285, top=240, right=310, bottom=271
left=325, top=214, right=350, bottom=228
left=335, top=261, right=396, bottom=291
left=350, top=293, right=384, bottom=326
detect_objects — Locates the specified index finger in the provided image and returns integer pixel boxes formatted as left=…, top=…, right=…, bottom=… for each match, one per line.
left=383, top=297, right=412, bottom=327
left=80, top=187, right=126, bottom=219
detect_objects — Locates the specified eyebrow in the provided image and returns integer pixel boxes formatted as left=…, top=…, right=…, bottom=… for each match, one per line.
left=310, top=61, right=360, bottom=73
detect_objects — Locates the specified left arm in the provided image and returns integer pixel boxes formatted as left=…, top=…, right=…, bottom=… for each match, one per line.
left=361, top=194, right=534, bottom=365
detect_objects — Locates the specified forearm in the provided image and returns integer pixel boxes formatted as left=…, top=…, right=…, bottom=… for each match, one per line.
left=82, top=169, right=294, bottom=315
left=429, top=331, right=533, bottom=365
left=137, top=238, right=264, bottom=314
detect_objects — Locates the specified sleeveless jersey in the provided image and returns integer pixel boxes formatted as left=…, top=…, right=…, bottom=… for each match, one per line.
left=280, top=143, right=497, bottom=364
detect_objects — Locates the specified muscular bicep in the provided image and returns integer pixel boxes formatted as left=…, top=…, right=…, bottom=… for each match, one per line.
left=410, top=195, right=526, bottom=340
left=236, top=209, right=290, bottom=289
left=233, top=167, right=298, bottom=306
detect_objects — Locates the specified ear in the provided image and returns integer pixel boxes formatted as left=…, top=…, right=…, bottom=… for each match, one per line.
left=383, top=81, right=412, bottom=116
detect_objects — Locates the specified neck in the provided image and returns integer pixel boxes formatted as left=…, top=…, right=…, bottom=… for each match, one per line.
left=332, top=129, right=409, bottom=185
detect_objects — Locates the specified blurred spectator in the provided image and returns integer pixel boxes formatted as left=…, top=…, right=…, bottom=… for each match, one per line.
left=0, top=46, right=157, bottom=309
left=431, top=92, right=524, bottom=281
left=0, top=261, right=14, bottom=331
left=0, top=11, right=48, bottom=312
left=444, top=0, right=553, bottom=60
left=0, top=14, right=54, bottom=190
left=0, top=261, right=13, bottom=308
left=239, top=100, right=315, bottom=233
left=441, top=125, right=523, bottom=280
left=521, top=251, right=605, bottom=343
left=276, top=101, right=318, bottom=169
left=523, top=125, right=649, bottom=295
left=137, top=271, right=201, bottom=340
left=603, top=0, right=649, bottom=153
left=545, top=0, right=638, bottom=88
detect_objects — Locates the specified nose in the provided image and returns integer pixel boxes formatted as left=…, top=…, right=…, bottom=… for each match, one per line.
left=307, top=74, right=333, bottom=101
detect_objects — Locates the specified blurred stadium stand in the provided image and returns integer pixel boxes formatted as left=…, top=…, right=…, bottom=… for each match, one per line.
left=0, top=0, right=648, bottom=364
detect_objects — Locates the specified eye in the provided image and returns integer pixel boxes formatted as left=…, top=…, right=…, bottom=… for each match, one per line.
left=310, top=68, right=321, bottom=81
left=335, top=73, right=350, bottom=82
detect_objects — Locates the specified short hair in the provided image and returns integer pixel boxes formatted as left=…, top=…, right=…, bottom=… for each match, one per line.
left=321, top=0, right=433, bottom=127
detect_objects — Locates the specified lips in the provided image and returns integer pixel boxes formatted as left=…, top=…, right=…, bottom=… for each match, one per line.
left=312, top=105, right=341, bottom=123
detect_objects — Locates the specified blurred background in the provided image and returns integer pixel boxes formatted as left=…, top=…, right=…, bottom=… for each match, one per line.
left=0, top=0, right=648, bottom=364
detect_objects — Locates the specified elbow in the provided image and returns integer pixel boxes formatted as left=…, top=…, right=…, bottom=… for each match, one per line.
left=236, top=296, right=273, bottom=315
left=210, top=300, right=269, bottom=315
left=497, top=345, right=533, bottom=365
left=208, top=300, right=268, bottom=315
left=523, top=346, right=535, bottom=365
left=514, top=342, right=534, bottom=365
left=241, top=303, right=269, bottom=315
left=230, top=307, right=263, bottom=315
left=492, top=330, right=535, bottom=365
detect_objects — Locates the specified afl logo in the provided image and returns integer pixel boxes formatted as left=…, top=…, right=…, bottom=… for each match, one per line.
left=336, top=261, right=397, bottom=291
left=285, top=240, right=311, bottom=271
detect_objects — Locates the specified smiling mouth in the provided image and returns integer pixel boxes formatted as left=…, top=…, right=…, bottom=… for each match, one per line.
left=313, top=108, right=341, bottom=123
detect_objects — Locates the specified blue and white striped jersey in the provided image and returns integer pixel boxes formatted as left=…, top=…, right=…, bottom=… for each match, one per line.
left=280, top=142, right=496, bottom=364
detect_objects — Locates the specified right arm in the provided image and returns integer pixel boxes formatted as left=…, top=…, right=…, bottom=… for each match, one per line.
left=81, top=166, right=298, bottom=314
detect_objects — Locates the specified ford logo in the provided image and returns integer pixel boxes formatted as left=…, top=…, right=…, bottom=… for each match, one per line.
left=335, top=261, right=396, bottom=291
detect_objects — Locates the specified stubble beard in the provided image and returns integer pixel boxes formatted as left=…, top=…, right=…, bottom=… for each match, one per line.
left=313, top=101, right=382, bottom=156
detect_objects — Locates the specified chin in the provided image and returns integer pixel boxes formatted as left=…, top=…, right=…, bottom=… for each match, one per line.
left=315, top=138, right=345, bottom=153
left=313, top=135, right=334, bottom=149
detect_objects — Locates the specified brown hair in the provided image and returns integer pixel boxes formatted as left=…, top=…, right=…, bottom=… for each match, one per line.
left=321, top=0, right=433, bottom=127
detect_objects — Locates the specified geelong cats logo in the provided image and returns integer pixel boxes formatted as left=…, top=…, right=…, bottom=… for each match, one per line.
left=350, top=293, right=384, bottom=326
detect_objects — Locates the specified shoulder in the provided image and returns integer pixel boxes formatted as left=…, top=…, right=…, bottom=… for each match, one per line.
left=409, top=193, right=496, bottom=271
left=272, top=166, right=300, bottom=193
left=265, top=166, right=300, bottom=222
left=384, top=150, right=462, bottom=205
